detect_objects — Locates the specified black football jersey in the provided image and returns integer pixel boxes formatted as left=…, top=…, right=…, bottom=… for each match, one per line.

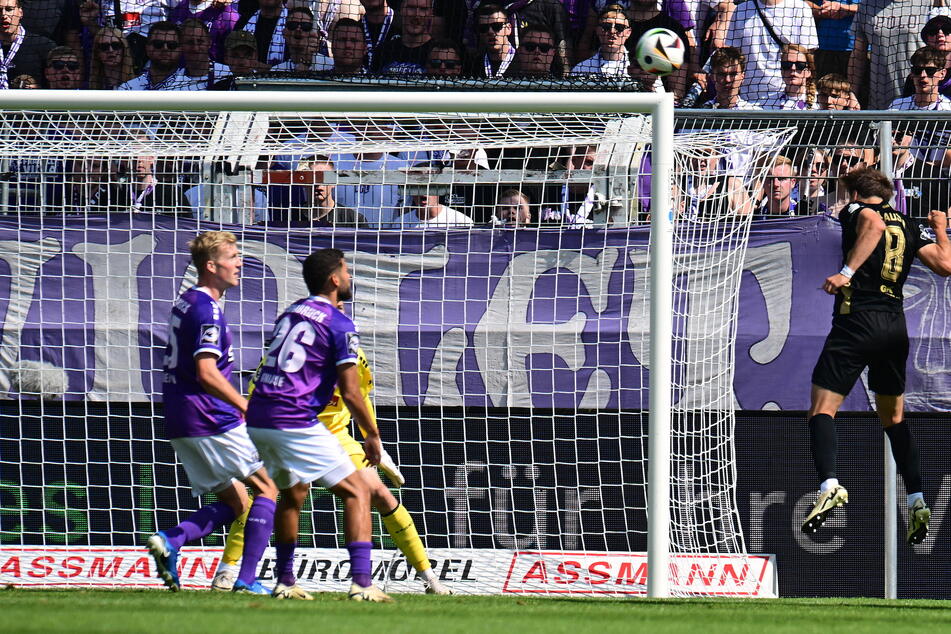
left=835, top=200, right=936, bottom=315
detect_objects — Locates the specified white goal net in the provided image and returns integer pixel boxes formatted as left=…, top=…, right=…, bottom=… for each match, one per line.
left=0, top=97, right=792, bottom=596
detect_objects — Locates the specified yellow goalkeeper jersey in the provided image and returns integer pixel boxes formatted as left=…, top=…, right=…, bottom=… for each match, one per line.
left=318, top=346, right=375, bottom=435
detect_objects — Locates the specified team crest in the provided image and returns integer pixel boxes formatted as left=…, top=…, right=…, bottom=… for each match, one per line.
left=201, top=324, right=220, bottom=344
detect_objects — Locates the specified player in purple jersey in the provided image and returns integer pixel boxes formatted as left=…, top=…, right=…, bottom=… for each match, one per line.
left=147, top=231, right=279, bottom=596
left=247, top=248, right=391, bottom=602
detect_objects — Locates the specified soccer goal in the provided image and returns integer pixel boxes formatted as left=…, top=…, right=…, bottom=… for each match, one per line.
left=0, top=91, right=791, bottom=597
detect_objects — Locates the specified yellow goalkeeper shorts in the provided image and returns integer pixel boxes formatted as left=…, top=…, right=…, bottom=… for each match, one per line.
left=334, top=429, right=370, bottom=471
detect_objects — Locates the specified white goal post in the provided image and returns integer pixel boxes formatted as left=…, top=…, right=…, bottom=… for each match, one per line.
left=0, top=91, right=791, bottom=598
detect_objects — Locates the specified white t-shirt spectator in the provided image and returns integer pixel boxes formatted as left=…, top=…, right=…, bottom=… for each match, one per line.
left=570, top=50, right=630, bottom=77
left=396, top=205, right=474, bottom=228
left=725, top=0, right=818, bottom=102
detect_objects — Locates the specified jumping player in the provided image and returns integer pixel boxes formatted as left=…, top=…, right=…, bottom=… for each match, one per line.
left=148, top=231, right=277, bottom=595
left=802, top=168, right=951, bottom=544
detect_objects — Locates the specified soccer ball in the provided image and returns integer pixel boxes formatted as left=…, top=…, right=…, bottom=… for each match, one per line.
left=634, top=28, right=685, bottom=77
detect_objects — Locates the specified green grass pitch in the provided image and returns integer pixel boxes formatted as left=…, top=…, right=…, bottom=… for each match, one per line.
left=2, top=589, right=951, bottom=634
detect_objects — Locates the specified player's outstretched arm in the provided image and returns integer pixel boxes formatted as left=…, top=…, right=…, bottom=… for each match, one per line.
left=917, top=210, right=951, bottom=276
left=823, top=207, right=885, bottom=294
left=338, top=362, right=382, bottom=465
left=195, top=353, right=249, bottom=414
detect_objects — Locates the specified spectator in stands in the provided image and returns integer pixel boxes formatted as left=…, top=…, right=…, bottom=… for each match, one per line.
left=795, top=148, right=831, bottom=215
left=816, top=72, right=860, bottom=110
left=577, top=0, right=697, bottom=62
left=470, top=3, right=516, bottom=78
left=623, top=0, right=691, bottom=97
left=890, top=46, right=951, bottom=218
left=395, top=184, right=475, bottom=228
left=359, top=0, right=396, bottom=70
left=513, top=24, right=559, bottom=77
left=42, top=45, right=82, bottom=89
left=237, top=0, right=286, bottom=65
left=85, top=0, right=170, bottom=69
left=117, top=22, right=201, bottom=90
left=506, top=0, right=571, bottom=78
left=492, top=188, right=532, bottom=225
left=757, top=155, right=799, bottom=216
left=280, top=157, right=368, bottom=227
left=210, top=29, right=260, bottom=88
left=850, top=0, right=931, bottom=109
left=698, top=46, right=761, bottom=109
left=181, top=19, right=231, bottom=89
left=571, top=4, right=630, bottom=77
left=326, top=17, right=368, bottom=74
left=725, top=0, right=817, bottom=104
left=375, top=0, right=435, bottom=74
left=0, top=0, right=56, bottom=88
left=808, top=0, right=857, bottom=81
left=758, top=43, right=817, bottom=109
left=169, top=0, right=238, bottom=61
left=270, top=7, right=323, bottom=72
left=902, top=8, right=951, bottom=98
left=425, top=38, right=463, bottom=76
left=9, top=72, right=36, bottom=87
left=821, top=141, right=876, bottom=215
left=88, top=27, right=134, bottom=89
left=891, top=46, right=951, bottom=112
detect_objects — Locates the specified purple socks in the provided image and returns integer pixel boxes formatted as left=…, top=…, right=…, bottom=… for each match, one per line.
left=164, top=501, right=235, bottom=550
left=275, top=542, right=297, bottom=587
left=237, top=497, right=276, bottom=585
left=347, top=541, right=373, bottom=588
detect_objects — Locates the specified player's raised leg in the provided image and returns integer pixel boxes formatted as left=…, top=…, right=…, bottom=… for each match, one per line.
left=802, top=385, right=849, bottom=534
left=877, top=394, right=930, bottom=544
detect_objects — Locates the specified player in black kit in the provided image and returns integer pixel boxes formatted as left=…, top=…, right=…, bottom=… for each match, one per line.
left=801, top=168, right=951, bottom=544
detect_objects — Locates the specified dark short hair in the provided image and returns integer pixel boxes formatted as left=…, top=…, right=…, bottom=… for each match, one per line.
left=148, top=21, right=181, bottom=40
left=333, top=17, right=361, bottom=34
left=288, top=6, right=314, bottom=20
left=519, top=24, right=555, bottom=42
left=911, top=45, right=945, bottom=70
left=710, top=46, right=745, bottom=72
left=476, top=2, right=508, bottom=19
left=180, top=18, right=209, bottom=34
left=428, top=38, right=462, bottom=58
left=597, top=3, right=630, bottom=21
left=303, top=248, right=345, bottom=295
left=839, top=167, right=893, bottom=200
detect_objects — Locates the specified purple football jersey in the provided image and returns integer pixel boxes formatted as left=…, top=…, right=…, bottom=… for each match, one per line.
left=246, top=296, right=360, bottom=430
left=161, top=287, right=242, bottom=439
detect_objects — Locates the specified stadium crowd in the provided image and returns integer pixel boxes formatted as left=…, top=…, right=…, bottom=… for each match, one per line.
left=0, top=0, right=950, bottom=224
left=3, top=0, right=949, bottom=107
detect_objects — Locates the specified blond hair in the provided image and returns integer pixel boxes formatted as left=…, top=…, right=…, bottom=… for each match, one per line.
left=189, top=231, right=237, bottom=274
left=781, top=44, right=817, bottom=106
left=89, top=27, right=135, bottom=90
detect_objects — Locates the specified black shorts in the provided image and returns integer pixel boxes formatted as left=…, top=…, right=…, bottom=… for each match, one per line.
left=811, top=311, right=908, bottom=397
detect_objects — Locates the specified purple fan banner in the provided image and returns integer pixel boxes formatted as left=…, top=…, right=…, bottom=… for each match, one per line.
left=0, top=215, right=947, bottom=412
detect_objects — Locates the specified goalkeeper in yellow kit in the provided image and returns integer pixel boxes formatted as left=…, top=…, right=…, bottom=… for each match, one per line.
left=212, top=344, right=451, bottom=595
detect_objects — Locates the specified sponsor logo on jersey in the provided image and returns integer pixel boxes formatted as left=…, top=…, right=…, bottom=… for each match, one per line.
left=200, top=324, right=220, bottom=345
